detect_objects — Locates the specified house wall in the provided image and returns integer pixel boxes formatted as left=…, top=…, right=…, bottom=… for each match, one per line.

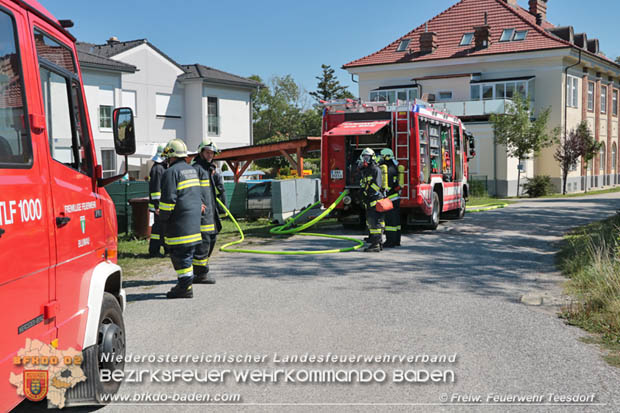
left=202, top=84, right=252, bottom=150
left=81, top=69, right=122, bottom=172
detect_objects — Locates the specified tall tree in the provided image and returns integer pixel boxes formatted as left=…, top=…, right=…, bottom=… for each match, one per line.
left=615, top=56, right=620, bottom=64
left=490, top=94, right=560, bottom=197
left=309, top=64, right=354, bottom=104
left=554, top=121, right=590, bottom=194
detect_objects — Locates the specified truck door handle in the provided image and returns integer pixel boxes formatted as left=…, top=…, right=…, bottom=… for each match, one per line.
left=56, top=216, right=71, bottom=227
left=0, top=228, right=5, bottom=237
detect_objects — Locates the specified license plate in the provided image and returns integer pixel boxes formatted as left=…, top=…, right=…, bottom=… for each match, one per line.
left=330, top=169, right=343, bottom=179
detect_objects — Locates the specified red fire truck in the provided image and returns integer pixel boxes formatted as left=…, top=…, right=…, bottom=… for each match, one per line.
left=321, top=99, right=475, bottom=229
left=0, top=1, right=135, bottom=410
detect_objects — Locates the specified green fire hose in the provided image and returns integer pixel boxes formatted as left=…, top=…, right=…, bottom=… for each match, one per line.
left=217, top=190, right=364, bottom=255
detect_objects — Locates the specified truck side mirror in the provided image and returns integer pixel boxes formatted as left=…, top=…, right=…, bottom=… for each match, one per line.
left=113, top=107, right=136, bottom=156
left=98, top=108, right=136, bottom=187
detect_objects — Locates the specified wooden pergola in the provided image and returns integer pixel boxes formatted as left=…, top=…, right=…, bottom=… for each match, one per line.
left=215, top=137, right=321, bottom=182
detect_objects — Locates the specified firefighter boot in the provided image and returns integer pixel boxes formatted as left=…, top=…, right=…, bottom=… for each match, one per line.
left=194, top=273, right=216, bottom=284
left=363, top=243, right=381, bottom=252
left=166, top=283, right=193, bottom=299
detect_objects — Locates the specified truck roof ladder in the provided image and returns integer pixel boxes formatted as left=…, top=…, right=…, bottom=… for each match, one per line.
left=394, top=109, right=411, bottom=200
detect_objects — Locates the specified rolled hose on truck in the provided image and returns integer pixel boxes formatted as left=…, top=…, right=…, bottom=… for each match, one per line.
left=216, top=190, right=364, bottom=255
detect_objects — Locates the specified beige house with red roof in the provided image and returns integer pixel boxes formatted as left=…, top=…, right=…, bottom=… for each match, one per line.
left=343, top=0, right=620, bottom=196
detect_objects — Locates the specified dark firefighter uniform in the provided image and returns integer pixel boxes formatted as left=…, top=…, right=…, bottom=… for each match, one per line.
left=360, top=160, right=385, bottom=251
left=159, top=158, right=202, bottom=297
left=148, top=160, right=166, bottom=257
left=192, top=157, right=226, bottom=283
left=381, top=160, right=401, bottom=247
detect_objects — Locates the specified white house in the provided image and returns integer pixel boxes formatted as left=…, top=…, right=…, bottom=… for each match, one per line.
left=78, top=38, right=261, bottom=179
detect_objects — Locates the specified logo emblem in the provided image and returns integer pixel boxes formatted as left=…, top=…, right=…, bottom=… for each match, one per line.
left=80, top=216, right=86, bottom=234
left=23, top=370, right=48, bottom=402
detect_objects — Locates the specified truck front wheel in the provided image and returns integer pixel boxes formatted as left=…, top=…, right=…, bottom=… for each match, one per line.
left=97, top=292, right=126, bottom=398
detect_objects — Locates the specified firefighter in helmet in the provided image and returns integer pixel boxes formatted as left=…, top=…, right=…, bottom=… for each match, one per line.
left=192, top=140, right=226, bottom=283
left=379, top=148, right=401, bottom=247
left=359, top=147, right=385, bottom=252
left=148, top=144, right=168, bottom=257
left=159, top=139, right=202, bottom=299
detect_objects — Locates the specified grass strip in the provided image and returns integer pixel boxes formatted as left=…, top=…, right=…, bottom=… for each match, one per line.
left=556, top=212, right=620, bottom=366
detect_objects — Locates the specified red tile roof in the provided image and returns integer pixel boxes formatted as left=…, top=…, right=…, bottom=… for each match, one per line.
left=343, top=0, right=585, bottom=69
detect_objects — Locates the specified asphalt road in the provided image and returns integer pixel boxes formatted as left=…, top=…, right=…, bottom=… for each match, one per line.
left=15, top=192, right=620, bottom=412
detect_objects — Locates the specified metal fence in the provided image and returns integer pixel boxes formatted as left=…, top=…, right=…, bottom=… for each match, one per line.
left=105, top=181, right=149, bottom=234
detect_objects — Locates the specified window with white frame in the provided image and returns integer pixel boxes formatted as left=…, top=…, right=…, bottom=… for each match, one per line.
left=587, top=82, right=595, bottom=111
left=566, top=75, right=579, bottom=108
left=98, top=86, right=114, bottom=130
left=156, top=92, right=183, bottom=118
left=459, top=33, right=473, bottom=46
left=207, top=96, right=219, bottom=136
left=99, top=106, right=112, bottom=129
left=613, top=90, right=618, bottom=116
left=499, top=29, right=514, bottom=42
left=369, top=87, right=419, bottom=103
left=612, top=143, right=617, bottom=172
left=101, top=148, right=116, bottom=178
left=470, top=79, right=533, bottom=101
left=122, top=89, right=137, bottom=117
left=599, top=143, right=605, bottom=173
left=601, top=85, right=607, bottom=114
left=396, top=39, right=410, bottom=52
left=438, top=91, right=453, bottom=100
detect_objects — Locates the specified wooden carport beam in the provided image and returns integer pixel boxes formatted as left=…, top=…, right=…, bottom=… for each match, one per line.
left=224, top=160, right=253, bottom=183
left=296, top=147, right=303, bottom=177
left=279, top=150, right=298, bottom=171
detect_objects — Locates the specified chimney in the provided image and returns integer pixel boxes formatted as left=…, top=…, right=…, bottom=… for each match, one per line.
left=473, top=12, right=491, bottom=49
left=528, top=0, right=548, bottom=23
left=419, top=25, right=438, bottom=54
left=504, top=0, right=518, bottom=6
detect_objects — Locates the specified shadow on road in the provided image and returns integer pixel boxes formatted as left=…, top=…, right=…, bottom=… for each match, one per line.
left=216, top=195, right=620, bottom=302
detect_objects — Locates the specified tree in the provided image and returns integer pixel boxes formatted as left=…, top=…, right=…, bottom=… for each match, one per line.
left=554, top=121, right=589, bottom=194
left=615, top=56, right=620, bottom=64
left=578, top=122, right=602, bottom=193
left=249, top=74, right=321, bottom=170
left=490, top=94, right=560, bottom=197
left=309, top=64, right=354, bottom=104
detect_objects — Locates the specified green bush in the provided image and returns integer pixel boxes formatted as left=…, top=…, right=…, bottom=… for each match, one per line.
left=469, top=179, right=488, bottom=197
left=522, top=175, right=555, bottom=198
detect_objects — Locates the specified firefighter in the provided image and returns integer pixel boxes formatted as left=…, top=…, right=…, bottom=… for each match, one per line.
left=359, top=147, right=385, bottom=252
left=148, top=144, right=167, bottom=257
left=192, top=140, right=226, bottom=284
left=379, top=148, right=401, bottom=247
left=159, top=139, right=202, bottom=299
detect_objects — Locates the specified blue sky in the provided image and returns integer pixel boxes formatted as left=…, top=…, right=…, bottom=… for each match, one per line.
left=39, top=0, right=620, bottom=98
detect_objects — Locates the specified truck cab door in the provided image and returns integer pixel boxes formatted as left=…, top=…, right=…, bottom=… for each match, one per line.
left=28, top=16, right=105, bottom=346
left=0, top=4, right=55, bottom=409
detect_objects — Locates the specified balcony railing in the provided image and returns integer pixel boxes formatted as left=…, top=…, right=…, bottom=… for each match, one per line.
left=432, top=99, right=514, bottom=117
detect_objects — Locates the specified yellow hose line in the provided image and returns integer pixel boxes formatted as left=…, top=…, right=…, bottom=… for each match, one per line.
left=467, top=202, right=508, bottom=212
left=217, top=190, right=364, bottom=255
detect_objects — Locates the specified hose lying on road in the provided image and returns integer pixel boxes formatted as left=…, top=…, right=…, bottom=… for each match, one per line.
left=216, top=190, right=364, bottom=255
left=467, top=202, right=509, bottom=212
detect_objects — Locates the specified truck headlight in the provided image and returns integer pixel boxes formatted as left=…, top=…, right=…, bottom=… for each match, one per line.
left=343, top=195, right=352, bottom=205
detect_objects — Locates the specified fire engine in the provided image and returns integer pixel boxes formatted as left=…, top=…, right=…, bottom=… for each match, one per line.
left=321, top=99, right=475, bottom=229
left=0, top=0, right=135, bottom=410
